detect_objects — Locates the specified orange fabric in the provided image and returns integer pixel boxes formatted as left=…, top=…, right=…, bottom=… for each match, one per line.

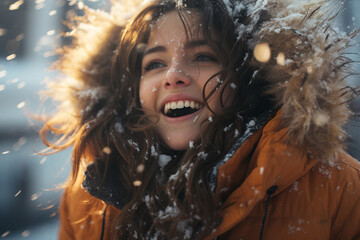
left=58, top=111, right=360, bottom=239
left=58, top=164, right=121, bottom=240
left=205, top=111, right=360, bottom=240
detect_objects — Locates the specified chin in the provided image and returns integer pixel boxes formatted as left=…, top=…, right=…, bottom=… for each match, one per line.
left=165, top=141, right=190, bottom=151
left=162, top=135, right=197, bottom=151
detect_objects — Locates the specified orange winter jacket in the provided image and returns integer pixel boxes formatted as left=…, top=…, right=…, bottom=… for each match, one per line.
left=56, top=0, right=360, bottom=238
left=58, top=111, right=360, bottom=240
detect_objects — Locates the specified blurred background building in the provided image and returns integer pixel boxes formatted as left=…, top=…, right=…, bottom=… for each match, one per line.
left=0, top=0, right=359, bottom=239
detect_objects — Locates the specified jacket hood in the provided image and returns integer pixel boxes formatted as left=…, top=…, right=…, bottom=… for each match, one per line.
left=235, top=0, right=359, bottom=162
left=53, top=0, right=358, bottom=164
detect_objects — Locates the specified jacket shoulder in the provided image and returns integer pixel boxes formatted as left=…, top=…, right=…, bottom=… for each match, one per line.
left=58, top=168, right=107, bottom=240
left=336, top=152, right=360, bottom=173
left=313, top=152, right=360, bottom=239
left=317, top=152, right=360, bottom=187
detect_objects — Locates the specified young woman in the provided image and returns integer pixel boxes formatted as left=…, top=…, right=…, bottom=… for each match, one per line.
left=40, top=0, right=360, bottom=239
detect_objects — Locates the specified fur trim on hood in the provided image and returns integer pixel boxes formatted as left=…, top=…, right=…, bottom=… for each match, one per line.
left=50, top=0, right=359, bottom=163
left=234, top=0, right=359, bottom=162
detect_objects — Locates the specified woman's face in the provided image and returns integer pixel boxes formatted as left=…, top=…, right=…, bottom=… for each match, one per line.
left=139, top=11, right=233, bottom=151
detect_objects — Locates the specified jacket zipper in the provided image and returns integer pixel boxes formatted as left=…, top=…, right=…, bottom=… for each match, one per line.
left=100, top=205, right=109, bottom=240
left=259, top=186, right=277, bottom=240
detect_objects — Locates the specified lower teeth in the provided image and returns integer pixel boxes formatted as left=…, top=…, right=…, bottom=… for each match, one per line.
left=166, top=107, right=198, bottom=117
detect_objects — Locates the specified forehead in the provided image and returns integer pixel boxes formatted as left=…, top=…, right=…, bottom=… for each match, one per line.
left=147, top=10, right=203, bottom=46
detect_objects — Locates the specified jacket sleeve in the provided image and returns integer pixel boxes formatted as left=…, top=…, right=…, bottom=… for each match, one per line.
left=58, top=187, right=75, bottom=240
left=332, top=158, right=360, bottom=240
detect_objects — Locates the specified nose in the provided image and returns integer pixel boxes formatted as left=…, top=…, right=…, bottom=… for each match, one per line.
left=163, top=64, right=191, bottom=89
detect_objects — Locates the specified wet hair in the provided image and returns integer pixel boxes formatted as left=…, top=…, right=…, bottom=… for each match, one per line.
left=40, top=0, right=274, bottom=239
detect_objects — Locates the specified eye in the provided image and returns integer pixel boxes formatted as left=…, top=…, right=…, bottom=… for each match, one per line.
left=195, top=54, right=218, bottom=62
left=143, top=61, right=166, bottom=72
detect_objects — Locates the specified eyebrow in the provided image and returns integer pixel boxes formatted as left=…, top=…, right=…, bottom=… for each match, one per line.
left=143, top=40, right=209, bottom=57
left=143, top=46, right=166, bottom=56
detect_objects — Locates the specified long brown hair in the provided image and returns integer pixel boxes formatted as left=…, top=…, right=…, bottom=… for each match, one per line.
left=40, top=0, right=273, bottom=239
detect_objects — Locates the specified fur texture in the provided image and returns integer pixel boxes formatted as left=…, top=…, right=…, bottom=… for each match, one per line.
left=245, top=0, right=359, bottom=162
left=48, top=0, right=358, bottom=163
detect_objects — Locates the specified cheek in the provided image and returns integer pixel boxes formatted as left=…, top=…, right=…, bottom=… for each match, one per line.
left=139, top=79, right=158, bottom=111
left=139, top=82, right=148, bottom=108
left=197, top=67, right=222, bottom=93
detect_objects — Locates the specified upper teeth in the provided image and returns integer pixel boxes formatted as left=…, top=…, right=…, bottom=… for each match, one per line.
left=164, top=100, right=201, bottom=114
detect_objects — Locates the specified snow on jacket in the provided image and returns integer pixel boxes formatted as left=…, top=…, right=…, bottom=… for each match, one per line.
left=58, top=110, right=360, bottom=240
left=57, top=0, right=360, bottom=239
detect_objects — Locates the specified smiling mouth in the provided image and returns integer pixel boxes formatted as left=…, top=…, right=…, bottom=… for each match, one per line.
left=163, top=100, right=202, bottom=118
